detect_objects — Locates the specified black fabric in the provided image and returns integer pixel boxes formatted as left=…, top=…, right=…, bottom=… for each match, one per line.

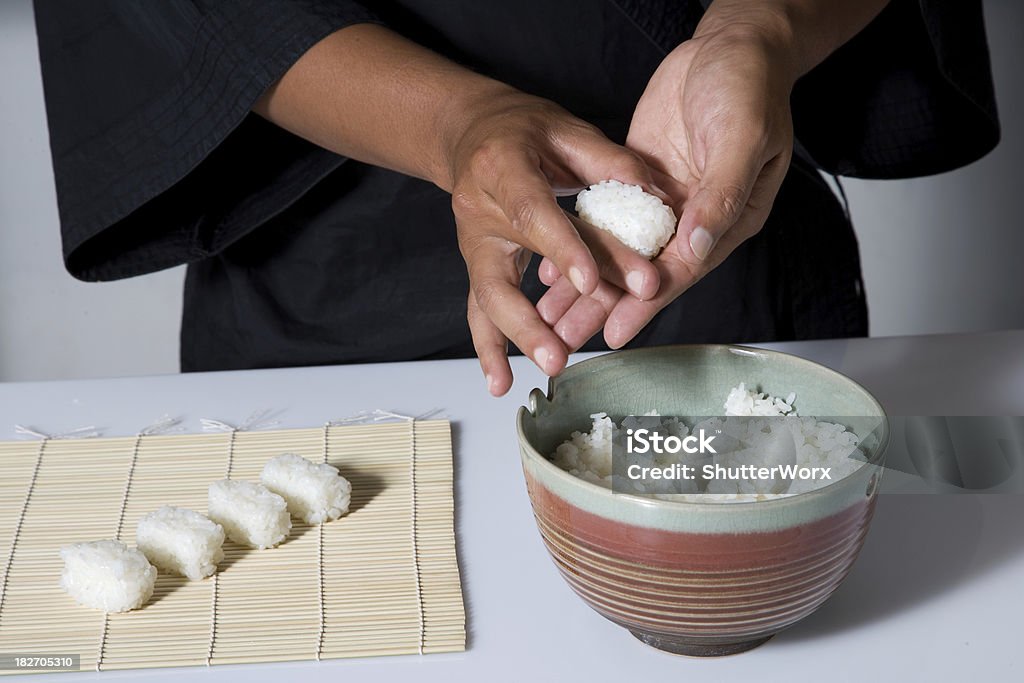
left=33, top=0, right=998, bottom=372
left=34, top=0, right=382, bottom=280
left=791, top=0, right=1000, bottom=177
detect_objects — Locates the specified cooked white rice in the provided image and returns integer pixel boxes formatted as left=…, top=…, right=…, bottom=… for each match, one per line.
left=723, top=382, right=798, bottom=417
left=136, top=506, right=225, bottom=580
left=261, top=453, right=352, bottom=524
left=208, top=480, right=291, bottom=549
left=60, top=540, right=156, bottom=612
left=552, top=383, right=866, bottom=502
left=576, top=180, right=676, bottom=258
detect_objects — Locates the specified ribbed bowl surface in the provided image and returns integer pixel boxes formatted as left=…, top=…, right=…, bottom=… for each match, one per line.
left=525, top=470, right=877, bottom=653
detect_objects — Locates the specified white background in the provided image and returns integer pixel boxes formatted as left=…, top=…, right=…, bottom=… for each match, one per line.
left=1, top=0, right=1021, bottom=382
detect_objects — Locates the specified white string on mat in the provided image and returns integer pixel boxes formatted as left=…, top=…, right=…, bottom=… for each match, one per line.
left=0, top=438, right=46, bottom=629
left=200, top=410, right=280, bottom=666
left=13, top=424, right=101, bottom=440
left=325, top=409, right=435, bottom=654
left=205, top=573, right=220, bottom=667
left=201, top=409, right=282, bottom=482
left=314, top=422, right=331, bottom=661
left=2, top=426, right=100, bottom=632
left=327, top=408, right=443, bottom=425
left=200, top=408, right=282, bottom=433
left=112, top=416, right=184, bottom=542
left=96, top=416, right=184, bottom=672
left=408, top=417, right=426, bottom=655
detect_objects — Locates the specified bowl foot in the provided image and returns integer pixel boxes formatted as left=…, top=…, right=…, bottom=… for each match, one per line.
left=630, top=630, right=774, bottom=657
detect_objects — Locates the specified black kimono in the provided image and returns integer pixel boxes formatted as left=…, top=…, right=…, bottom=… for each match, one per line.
left=33, top=1, right=1000, bottom=371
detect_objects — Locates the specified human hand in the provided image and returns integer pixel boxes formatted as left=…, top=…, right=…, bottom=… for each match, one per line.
left=537, top=22, right=797, bottom=350
left=443, top=87, right=667, bottom=395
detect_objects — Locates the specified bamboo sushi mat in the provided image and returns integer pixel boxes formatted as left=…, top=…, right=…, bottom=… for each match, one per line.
left=0, top=420, right=465, bottom=673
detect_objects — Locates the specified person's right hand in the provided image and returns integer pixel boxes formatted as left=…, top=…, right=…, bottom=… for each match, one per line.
left=443, top=87, right=664, bottom=396
left=533, top=21, right=796, bottom=354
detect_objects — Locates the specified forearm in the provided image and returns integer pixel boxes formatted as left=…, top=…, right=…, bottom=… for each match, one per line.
left=696, top=0, right=891, bottom=84
left=253, top=23, right=511, bottom=192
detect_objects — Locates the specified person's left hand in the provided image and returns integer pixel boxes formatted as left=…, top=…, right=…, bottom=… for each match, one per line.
left=536, top=22, right=797, bottom=350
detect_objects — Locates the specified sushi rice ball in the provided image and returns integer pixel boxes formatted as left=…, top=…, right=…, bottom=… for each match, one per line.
left=575, top=180, right=677, bottom=258
left=261, top=453, right=352, bottom=524
left=60, top=540, right=156, bottom=612
left=208, top=479, right=291, bottom=549
left=136, top=506, right=225, bottom=580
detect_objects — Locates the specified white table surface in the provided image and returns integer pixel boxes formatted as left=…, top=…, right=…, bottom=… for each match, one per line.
left=2, top=330, right=1022, bottom=682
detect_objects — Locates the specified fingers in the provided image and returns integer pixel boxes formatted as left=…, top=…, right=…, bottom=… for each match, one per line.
left=448, top=96, right=692, bottom=392
left=535, top=220, right=662, bottom=300
left=536, top=275, right=579, bottom=326
left=538, top=275, right=625, bottom=352
left=554, top=123, right=670, bottom=202
left=472, top=148, right=599, bottom=296
left=568, top=214, right=660, bottom=300
left=473, top=273, right=567, bottom=377
left=603, top=254, right=700, bottom=349
left=536, top=148, right=785, bottom=353
left=553, top=279, right=623, bottom=352
left=674, top=134, right=766, bottom=266
left=603, top=185, right=776, bottom=348
left=467, top=291, right=513, bottom=396
left=538, top=256, right=561, bottom=286
left=459, top=214, right=570, bottom=380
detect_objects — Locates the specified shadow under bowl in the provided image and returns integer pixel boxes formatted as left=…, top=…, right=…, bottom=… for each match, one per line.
left=517, top=344, right=889, bottom=656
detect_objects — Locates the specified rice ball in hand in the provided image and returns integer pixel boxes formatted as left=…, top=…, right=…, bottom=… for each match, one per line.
left=208, top=480, right=291, bottom=549
left=261, top=453, right=352, bottom=524
left=136, top=506, right=225, bottom=580
left=60, top=540, right=156, bottom=612
left=575, top=180, right=677, bottom=258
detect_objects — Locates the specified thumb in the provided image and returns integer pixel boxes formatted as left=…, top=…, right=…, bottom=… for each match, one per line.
left=555, top=125, right=671, bottom=204
left=676, top=150, right=760, bottom=266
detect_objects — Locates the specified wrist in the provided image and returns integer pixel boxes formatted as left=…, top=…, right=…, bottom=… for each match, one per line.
left=694, top=0, right=890, bottom=80
left=692, top=3, right=802, bottom=92
left=433, top=80, right=543, bottom=193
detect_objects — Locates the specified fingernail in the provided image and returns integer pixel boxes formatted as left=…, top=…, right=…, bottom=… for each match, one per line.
left=605, top=324, right=624, bottom=350
left=689, top=226, right=715, bottom=261
left=485, top=374, right=496, bottom=394
left=625, top=270, right=646, bottom=298
left=568, top=266, right=587, bottom=293
left=534, top=347, right=555, bottom=375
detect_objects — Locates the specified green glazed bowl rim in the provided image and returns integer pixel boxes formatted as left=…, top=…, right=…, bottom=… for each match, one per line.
left=516, top=343, right=891, bottom=511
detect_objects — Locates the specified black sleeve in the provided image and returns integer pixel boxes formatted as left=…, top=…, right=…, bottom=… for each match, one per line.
left=790, top=0, right=1000, bottom=179
left=34, top=0, right=382, bottom=281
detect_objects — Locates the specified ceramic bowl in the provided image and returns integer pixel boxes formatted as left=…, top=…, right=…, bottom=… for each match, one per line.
left=517, top=345, right=888, bottom=656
